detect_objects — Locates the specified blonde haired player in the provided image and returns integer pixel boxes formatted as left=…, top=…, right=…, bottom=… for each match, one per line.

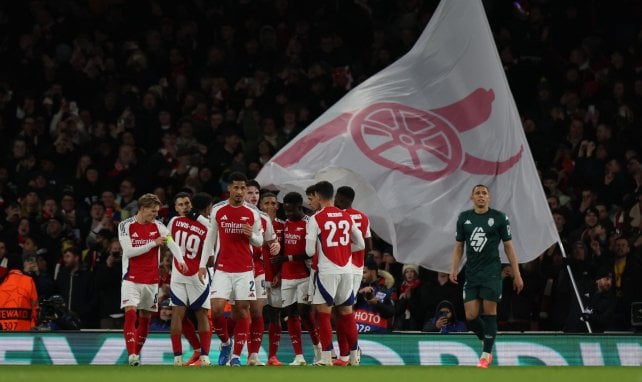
left=119, top=193, right=187, bottom=366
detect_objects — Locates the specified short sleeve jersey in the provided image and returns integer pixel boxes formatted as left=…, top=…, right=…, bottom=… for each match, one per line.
left=263, top=218, right=284, bottom=282
left=252, top=213, right=276, bottom=277
left=119, top=218, right=169, bottom=284
left=345, top=207, right=371, bottom=268
left=211, top=202, right=260, bottom=273
left=455, top=208, right=511, bottom=283
left=307, top=206, right=354, bottom=275
left=169, top=216, right=209, bottom=284
left=282, top=216, right=310, bottom=280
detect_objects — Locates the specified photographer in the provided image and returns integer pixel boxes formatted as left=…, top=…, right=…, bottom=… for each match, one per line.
left=354, top=257, right=395, bottom=333
left=93, top=239, right=124, bottom=329
left=422, top=300, right=466, bottom=333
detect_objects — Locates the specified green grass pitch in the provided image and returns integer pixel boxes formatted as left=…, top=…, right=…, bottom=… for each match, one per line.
left=2, top=365, right=641, bottom=382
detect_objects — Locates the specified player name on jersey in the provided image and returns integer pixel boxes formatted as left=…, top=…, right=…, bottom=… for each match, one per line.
left=173, top=220, right=206, bottom=236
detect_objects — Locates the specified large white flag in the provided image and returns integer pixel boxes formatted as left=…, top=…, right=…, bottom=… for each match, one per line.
left=256, top=0, right=559, bottom=272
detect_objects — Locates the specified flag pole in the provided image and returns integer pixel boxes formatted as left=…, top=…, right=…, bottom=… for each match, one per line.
left=556, top=240, right=592, bottom=333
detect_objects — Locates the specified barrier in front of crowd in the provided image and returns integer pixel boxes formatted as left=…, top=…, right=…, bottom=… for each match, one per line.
left=0, top=332, right=640, bottom=366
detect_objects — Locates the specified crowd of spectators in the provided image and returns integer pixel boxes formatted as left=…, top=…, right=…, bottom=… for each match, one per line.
left=1, top=0, right=642, bottom=332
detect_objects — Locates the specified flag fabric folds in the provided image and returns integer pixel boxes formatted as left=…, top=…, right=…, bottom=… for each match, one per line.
left=256, top=0, right=558, bottom=272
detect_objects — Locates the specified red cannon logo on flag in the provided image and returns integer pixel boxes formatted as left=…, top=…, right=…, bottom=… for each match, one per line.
left=273, top=88, right=523, bottom=181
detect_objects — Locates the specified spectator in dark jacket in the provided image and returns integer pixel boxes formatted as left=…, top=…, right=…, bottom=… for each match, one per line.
left=93, top=238, right=124, bottom=329
left=54, top=246, right=96, bottom=328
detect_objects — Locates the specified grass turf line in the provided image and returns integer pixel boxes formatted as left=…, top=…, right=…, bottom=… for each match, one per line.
left=2, top=365, right=642, bottom=382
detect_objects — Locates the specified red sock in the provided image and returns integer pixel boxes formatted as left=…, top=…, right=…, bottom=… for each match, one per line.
left=248, top=316, right=264, bottom=354
left=212, top=315, right=229, bottom=343
left=212, top=316, right=230, bottom=343
left=268, top=323, right=281, bottom=358
left=340, top=313, right=358, bottom=352
left=199, top=330, right=212, bottom=356
left=302, top=312, right=320, bottom=345
left=171, top=334, right=182, bottom=356
left=316, top=312, right=333, bottom=351
left=336, top=316, right=349, bottom=357
left=233, top=316, right=250, bottom=357
left=182, top=316, right=201, bottom=351
left=135, top=316, right=150, bottom=355
left=226, top=316, right=236, bottom=338
left=123, top=310, right=138, bottom=355
left=287, top=316, right=303, bottom=355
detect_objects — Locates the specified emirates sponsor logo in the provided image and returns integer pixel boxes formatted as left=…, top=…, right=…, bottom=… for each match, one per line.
left=131, top=239, right=154, bottom=247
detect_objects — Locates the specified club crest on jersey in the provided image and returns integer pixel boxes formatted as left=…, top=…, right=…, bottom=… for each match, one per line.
left=240, top=216, right=249, bottom=221
left=488, top=218, right=494, bottom=227
left=150, top=231, right=157, bottom=235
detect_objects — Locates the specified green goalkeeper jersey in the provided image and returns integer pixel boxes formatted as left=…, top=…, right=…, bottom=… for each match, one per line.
left=455, top=208, right=511, bottom=284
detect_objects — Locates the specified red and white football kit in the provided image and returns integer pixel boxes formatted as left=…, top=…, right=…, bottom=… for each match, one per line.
left=344, top=207, right=371, bottom=296
left=305, top=206, right=364, bottom=306
left=119, top=217, right=183, bottom=311
left=169, top=216, right=211, bottom=309
left=281, top=216, right=311, bottom=306
left=201, top=201, right=263, bottom=301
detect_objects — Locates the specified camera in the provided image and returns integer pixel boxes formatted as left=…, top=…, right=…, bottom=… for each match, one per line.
left=37, top=295, right=81, bottom=330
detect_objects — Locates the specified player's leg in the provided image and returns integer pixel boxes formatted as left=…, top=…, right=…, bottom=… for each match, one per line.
left=297, top=278, right=319, bottom=345
left=169, top=282, right=189, bottom=364
left=334, top=274, right=358, bottom=366
left=247, top=274, right=266, bottom=365
left=195, top=308, right=212, bottom=366
left=477, top=282, right=500, bottom=368
left=312, top=273, right=339, bottom=366
left=282, top=279, right=304, bottom=363
left=136, top=310, right=152, bottom=356
left=463, top=284, right=485, bottom=341
left=231, top=300, right=251, bottom=365
left=305, top=270, right=322, bottom=362
left=121, top=280, right=141, bottom=365
left=266, top=304, right=283, bottom=365
left=134, top=283, right=158, bottom=357
left=334, top=272, right=361, bottom=362
left=247, top=299, right=266, bottom=365
left=210, top=271, right=233, bottom=365
left=181, top=312, right=202, bottom=365
left=170, top=304, right=187, bottom=365
left=229, top=271, right=255, bottom=366
left=188, top=280, right=212, bottom=366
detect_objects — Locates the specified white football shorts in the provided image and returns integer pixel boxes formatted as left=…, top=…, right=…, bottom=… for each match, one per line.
left=306, top=269, right=317, bottom=304
left=311, top=272, right=354, bottom=306
left=281, top=277, right=309, bottom=307
left=210, top=270, right=257, bottom=301
left=170, top=277, right=211, bottom=310
left=352, top=266, right=364, bottom=299
left=265, top=281, right=282, bottom=308
left=121, top=280, right=159, bottom=311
